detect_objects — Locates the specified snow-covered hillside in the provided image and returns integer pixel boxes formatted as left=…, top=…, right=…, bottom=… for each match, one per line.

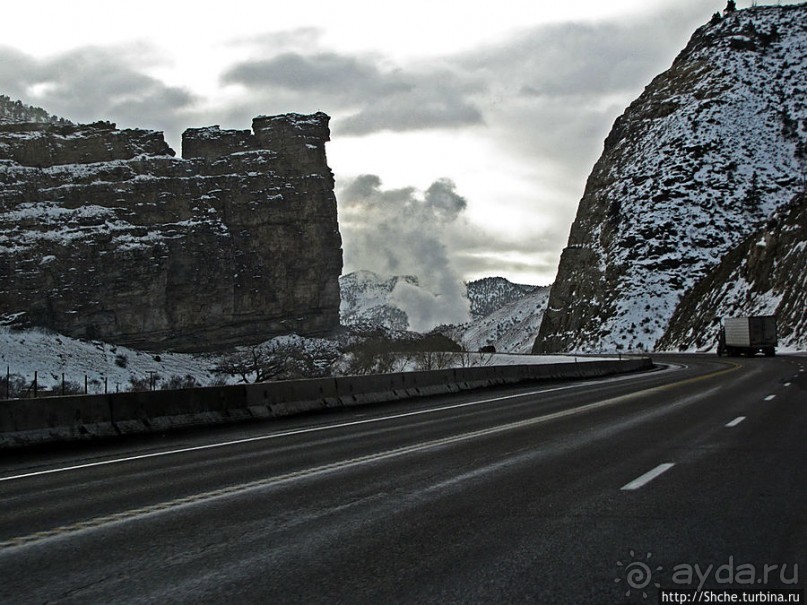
left=447, top=285, right=551, bottom=354
left=340, top=271, right=549, bottom=353
left=536, top=4, right=806, bottom=354
left=658, top=191, right=806, bottom=352
left=339, top=270, right=417, bottom=331
left=0, top=324, right=589, bottom=398
left=0, top=326, right=220, bottom=394
left=466, top=277, right=537, bottom=319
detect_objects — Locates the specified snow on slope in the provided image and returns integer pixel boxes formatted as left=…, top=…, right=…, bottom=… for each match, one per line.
left=339, top=270, right=417, bottom=331
left=536, top=4, right=807, bottom=354
left=341, top=271, right=549, bottom=352
left=0, top=327, right=220, bottom=393
left=466, top=277, right=537, bottom=319
left=657, top=191, right=807, bottom=352
left=450, top=286, right=551, bottom=353
left=0, top=325, right=600, bottom=397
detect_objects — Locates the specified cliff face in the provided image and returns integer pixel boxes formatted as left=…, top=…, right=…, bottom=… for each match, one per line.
left=533, top=4, right=806, bottom=354
left=0, top=112, right=342, bottom=352
left=657, top=191, right=806, bottom=352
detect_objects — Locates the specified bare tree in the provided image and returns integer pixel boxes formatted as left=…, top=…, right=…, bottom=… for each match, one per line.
left=213, top=340, right=339, bottom=383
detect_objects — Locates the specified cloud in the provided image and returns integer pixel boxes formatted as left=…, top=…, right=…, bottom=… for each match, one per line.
left=222, top=50, right=484, bottom=135
left=0, top=44, right=197, bottom=144
left=339, top=175, right=472, bottom=330
left=223, top=52, right=409, bottom=98
left=216, top=2, right=706, bottom=145
left=337, top=76, right=483, bottom=135
left=450, top=7, right=710, bottom=173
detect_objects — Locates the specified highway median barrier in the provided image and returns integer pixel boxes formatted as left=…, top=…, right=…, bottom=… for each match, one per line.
left=0, top=357, right=653, bottom=448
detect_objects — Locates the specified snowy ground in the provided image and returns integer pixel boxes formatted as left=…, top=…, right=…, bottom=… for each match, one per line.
left=0, top=327, right=615, bottom=395
left=0, top=328, right=222, bottom=394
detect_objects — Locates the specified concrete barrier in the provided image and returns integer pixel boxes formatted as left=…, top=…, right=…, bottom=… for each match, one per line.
left=0, top=357, right=653, bottom=448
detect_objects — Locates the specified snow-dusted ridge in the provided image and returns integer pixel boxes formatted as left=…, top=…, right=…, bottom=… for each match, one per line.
left=536, top=4, right=806, bottom=354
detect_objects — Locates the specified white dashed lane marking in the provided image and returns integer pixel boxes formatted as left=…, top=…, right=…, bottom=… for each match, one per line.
left=621, top=463, right=676, bottom=491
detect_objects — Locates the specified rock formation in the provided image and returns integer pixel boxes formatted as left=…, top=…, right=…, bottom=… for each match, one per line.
left=0, top=112, right=342, bottom=352
left=534, top=4, right=806, bottom=353
left=657, top=191, right=806, bottom=352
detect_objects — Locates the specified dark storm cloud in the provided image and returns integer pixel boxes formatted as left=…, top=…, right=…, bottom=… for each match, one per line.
left=223, top=52, right=410, bottom=97
left=339, top=174, right=469, bottom=278
left=222, top=51, right=485, bottom=134
left=0, top=45, right=196, bottom=141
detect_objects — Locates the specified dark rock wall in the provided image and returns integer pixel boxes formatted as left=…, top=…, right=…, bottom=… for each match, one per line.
left=0, top=112, right=342, bottom=352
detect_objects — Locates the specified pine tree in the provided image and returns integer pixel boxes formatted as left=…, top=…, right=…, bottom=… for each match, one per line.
left=745, top=172, right=762, bottom=217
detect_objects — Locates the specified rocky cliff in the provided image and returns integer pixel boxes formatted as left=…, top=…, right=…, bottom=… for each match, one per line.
left=0, top=112, right=342, bottom=352
left=657, top=190, right=806, bottom=352
left=534, top=4, right=806, bottom=354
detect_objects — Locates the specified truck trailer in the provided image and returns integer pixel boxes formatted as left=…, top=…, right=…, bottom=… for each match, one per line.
left=717, top=316, right=777, bottom=357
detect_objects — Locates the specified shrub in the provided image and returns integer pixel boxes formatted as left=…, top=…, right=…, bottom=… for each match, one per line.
left=161, top=374, right=199, bottom=390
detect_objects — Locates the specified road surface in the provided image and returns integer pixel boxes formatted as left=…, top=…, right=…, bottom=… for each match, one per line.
left=0, top=354, right=804, bottom=603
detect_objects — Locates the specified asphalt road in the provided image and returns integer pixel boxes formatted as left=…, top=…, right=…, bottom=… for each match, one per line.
left=0, top=354, right=804, bottom=604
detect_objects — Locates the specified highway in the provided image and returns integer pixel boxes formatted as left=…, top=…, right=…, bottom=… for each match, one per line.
left=0, top=354, right=804, bottom=604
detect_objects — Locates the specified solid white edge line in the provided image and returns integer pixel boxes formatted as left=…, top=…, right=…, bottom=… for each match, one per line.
left=621, top=463, right=675, bottom=491
left=725, top=416, right=746, bottom=428
left=0, top=363, right=678, bottom=484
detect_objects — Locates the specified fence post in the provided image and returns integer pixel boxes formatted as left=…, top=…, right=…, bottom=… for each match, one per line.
left=62, top=373, right=65, bottom=396
left=84, top=375, right=88, bottom=395
left=34, top=371, right=38, bottom=398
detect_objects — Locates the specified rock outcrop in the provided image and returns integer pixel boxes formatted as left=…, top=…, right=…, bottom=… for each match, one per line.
left=534, top=4, right=806, bottom=353
left=0, top=112, right=342, bottom=352
left=657, top=191, right=806, bottom=352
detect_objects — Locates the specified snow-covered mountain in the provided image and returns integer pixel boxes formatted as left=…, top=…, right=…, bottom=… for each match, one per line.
left=657, top=190, right=806, bottom=352
left=466, top=277, right=537, bottom=319
left=447, top=285, right=551, bottom=353
left=340, top=271, right=548, bottom=353
left=535, top=4, right=806, bottom=354
left=339, top=270, right=419, bottom=331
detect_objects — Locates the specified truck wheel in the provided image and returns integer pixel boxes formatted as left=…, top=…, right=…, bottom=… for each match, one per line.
left=764, top=349, right=775, bottom=357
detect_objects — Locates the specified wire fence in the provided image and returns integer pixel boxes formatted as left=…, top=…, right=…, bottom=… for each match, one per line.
left=0, top=366, right=190, bottom=401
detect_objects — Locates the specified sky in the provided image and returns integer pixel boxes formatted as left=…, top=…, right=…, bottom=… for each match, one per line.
left=0, top=0, right=796, bottom=290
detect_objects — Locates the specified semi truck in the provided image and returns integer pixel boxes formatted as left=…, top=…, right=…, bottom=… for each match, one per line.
left=717, top=316, right=777, bottom=357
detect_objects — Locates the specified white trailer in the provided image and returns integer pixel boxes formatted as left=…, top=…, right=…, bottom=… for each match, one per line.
left=717, top=316, right=777, bottom=357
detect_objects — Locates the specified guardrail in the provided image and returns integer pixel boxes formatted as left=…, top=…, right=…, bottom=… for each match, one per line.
left=0, top=357, right=653, bottom=448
